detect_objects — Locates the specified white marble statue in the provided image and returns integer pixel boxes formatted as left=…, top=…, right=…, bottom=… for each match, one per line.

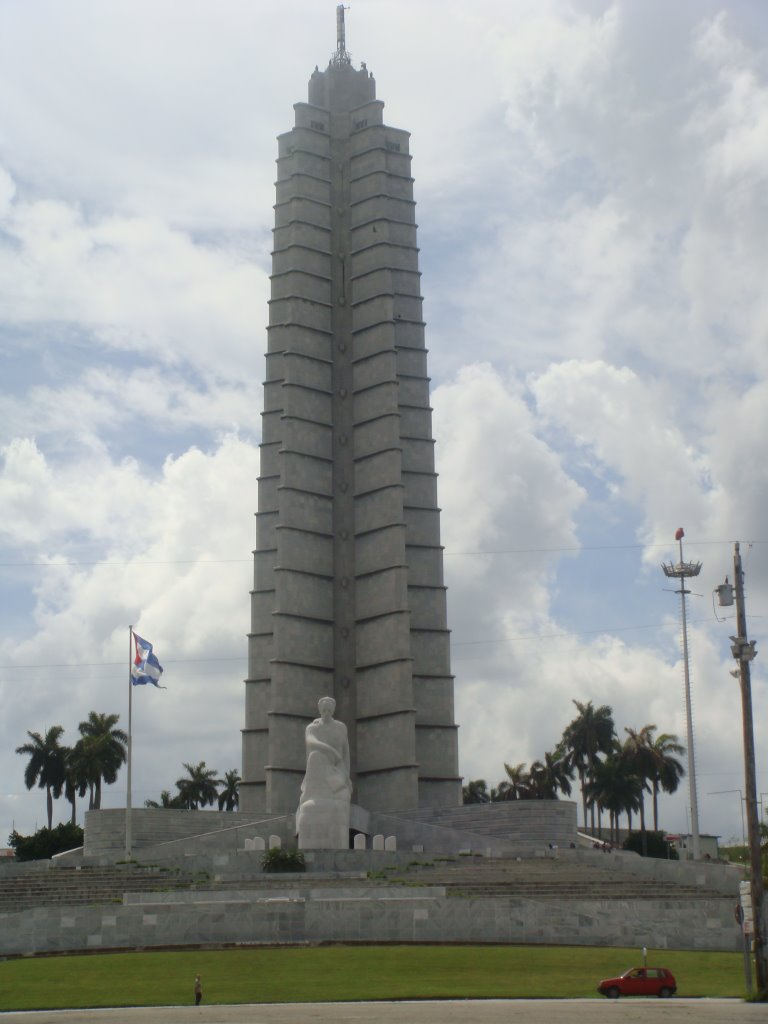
left=296, top=696, right=352, bottom=850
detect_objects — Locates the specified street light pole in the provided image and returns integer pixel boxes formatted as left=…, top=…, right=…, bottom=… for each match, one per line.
left=662, top=528, right=702, bottom=860
left=731, top=541, right=766, bottom=997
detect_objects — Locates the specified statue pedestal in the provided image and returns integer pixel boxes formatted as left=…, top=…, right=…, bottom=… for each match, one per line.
left=296, top=796, right=349, bottom=850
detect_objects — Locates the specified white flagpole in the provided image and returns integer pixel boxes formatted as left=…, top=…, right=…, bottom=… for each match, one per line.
left=126, top=625, right=133, bottom=858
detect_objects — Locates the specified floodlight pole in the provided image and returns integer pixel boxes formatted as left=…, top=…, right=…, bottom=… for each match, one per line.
left=732, top=542, right=766, bottom=997
left=662, top=532, right=702, bottom=860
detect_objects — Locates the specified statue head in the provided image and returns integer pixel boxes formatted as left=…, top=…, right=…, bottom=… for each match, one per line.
left=318, top=696, right=336, bottom=718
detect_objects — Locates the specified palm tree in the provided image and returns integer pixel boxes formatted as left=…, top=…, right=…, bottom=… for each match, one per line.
left=561, top=700, right=616, bottom=829
left=647, top=730, right=685, bottom=830
left=218, top=769, right=241, bottom=811
left=586, top=747, right=643, bottom=844
left=63, top=744, right=90, bottom=824
left=68, top=736, right=104, bottom=811
left=16, top=726, right=68, bottom=829
left=145, top=789, right=185, bottom=809
left=527, top=748, right=573, bottom=799
left=623, top=725, right=658, bottom=853
left=77, top=712, right=128, bottom=809
left=175, top=761, right=221, bottom=810
left=494, top=762, right=530, bottom=801
left=463, top=779, right=491, bottom=804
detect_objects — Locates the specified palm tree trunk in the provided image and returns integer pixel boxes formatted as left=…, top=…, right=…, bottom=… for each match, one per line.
left=652, top=781, right=659, bottom=831
left=580, top=770, right=587, bottom=829
left=46, top=785, right=53, bottom=830
left=639, top=796, right=647, bottom=856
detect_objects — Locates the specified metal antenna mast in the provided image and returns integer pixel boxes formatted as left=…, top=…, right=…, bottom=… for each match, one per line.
left=332, top=4, right=351, bottom=66
left=662, top=527, right=702, bottom=860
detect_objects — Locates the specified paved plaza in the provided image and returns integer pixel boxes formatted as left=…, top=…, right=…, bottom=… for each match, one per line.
left=0, top=1000, right=763, bottom=1024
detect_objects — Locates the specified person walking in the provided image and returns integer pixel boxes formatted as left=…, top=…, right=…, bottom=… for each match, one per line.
left=194, top=974, right=202, bottom=1006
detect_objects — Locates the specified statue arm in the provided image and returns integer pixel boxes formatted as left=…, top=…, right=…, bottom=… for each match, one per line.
left=305, top=729, right=342, bottom=764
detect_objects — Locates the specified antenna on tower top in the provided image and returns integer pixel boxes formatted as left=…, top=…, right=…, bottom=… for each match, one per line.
left=332, top=4, right=352, bottom=66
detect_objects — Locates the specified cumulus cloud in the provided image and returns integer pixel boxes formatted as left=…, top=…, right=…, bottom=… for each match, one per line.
left=0, top=367, right=258, bottom=454
left=2, top=0, right=767, bottom=848
left=531, top=360, right=715, bottom=547
left=0, top=434, right=258, bottom=824
left=0, top=193, right=267, bottom=380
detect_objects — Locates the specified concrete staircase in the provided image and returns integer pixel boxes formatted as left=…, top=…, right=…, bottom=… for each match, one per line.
left=384, top=856, right=735, bottom=901
left=0, top=864, right=204, bottom=913
left=0, top=851, right=737, bottom=914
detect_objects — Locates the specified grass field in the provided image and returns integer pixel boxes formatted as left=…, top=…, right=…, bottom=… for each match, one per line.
left=0, top=945, right=748, bottom=1010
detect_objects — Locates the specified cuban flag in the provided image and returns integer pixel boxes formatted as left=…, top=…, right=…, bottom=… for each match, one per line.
left=131, top=631, right=165, bottom=688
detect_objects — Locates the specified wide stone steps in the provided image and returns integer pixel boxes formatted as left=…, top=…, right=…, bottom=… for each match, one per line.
left=0, top=855, right=735, bottom=913
left=0, top=866, right=203, bottom=913
left=379, top=857, right=734, bottom=901
left=441, top=882, right=729, bottom=900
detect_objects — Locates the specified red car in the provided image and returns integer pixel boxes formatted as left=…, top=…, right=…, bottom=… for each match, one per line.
left=597, top=967, right=677, bottom=998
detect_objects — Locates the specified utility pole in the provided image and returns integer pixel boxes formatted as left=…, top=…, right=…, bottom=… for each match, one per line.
left=724, top=542, right=766, bottom=996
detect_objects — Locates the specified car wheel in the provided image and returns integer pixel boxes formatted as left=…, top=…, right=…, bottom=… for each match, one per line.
left=659, top=987, right=672, bottom=998
left=606, top=987, right=620, bottom=999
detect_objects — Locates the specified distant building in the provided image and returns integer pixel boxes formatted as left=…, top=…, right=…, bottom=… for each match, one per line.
left=666, top=833, right=720, bottom=860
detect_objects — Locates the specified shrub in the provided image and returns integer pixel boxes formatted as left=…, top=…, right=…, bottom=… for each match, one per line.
left=622, top=830, right=678, bottom=860
left=8, top=823, right=85, bottom=861
left=261, top=847, right=306, bottom=873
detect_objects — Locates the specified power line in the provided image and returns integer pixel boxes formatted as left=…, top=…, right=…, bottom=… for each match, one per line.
left=0, top=538, right=764, bottom=568
left=0, top=559, right=249, bottom=568
left=0, top=614, right=748, bottom=671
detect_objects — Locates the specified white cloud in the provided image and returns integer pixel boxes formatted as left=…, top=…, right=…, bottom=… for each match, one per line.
left=0, top=368, right=258, bottom=454
left=0, top=190, right=267, bottom=379
left=531, top=359, right=715, bottom=547
left=2, top=0, right=768, bottom=850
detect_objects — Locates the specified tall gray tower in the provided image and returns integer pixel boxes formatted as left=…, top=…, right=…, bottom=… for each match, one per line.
left=241, top=12, right=461, bottom=817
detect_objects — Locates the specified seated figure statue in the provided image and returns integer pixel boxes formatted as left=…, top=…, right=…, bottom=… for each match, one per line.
left=296, top=696, right=352, bottom=850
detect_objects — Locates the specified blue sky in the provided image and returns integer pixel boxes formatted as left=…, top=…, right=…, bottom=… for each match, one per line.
left=1, top=0, right=767, bottom=846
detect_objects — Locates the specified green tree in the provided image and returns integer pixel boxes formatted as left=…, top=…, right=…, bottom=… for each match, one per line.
left=77, top=712, right=128, bottom=809
left=647, top=730, right=685, bottom=831
left=462, top=779, right=491, bottom=804
left=9, top=822, right=84, bottom=861
left=218, top=769, right=241, bottom=811
left=144, top=789, right=185, bottom=809
left=561, top=700, right=616, bottom=829
left=623, top=830, right=678, bottom=859
left=623, top=725, right=659, bottom=854
left=175, top=761, right=221, bottom=809
left=493, top=762, right=530, bottom=801
left=15, top=726, right=68, bottom=829
left=63, top=744, right=90, bottom=825
left=585, top=746, right=642, bottom=844
left=527, top=748, right=573, bottom=799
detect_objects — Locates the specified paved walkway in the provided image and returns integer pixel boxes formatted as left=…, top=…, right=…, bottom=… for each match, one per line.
left=0, top=1000, right=762, bottom=1024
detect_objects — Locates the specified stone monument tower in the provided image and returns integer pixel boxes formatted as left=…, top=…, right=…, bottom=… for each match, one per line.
left=241, top=9, right=461, bottom=817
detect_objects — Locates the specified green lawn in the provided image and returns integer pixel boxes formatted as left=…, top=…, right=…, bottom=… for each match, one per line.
left=0, top=945, right=748, bottom=1010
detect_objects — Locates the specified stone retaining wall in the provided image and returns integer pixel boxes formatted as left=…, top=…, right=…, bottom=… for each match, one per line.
left=0, top=885, right=740, bottom=956
left=83, top=801, right=579, bottom=860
